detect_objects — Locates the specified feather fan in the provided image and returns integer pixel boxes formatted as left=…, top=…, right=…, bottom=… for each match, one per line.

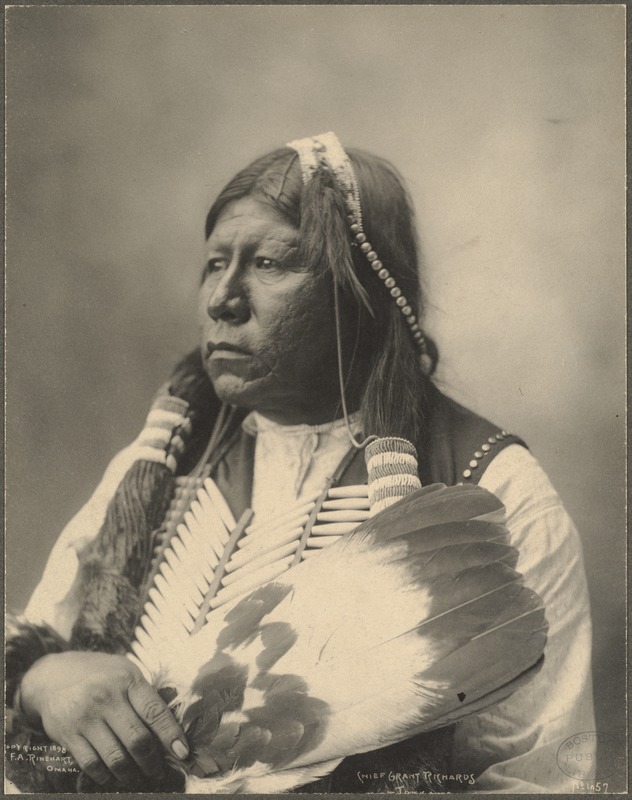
left=138, top=481, right=547, bottom=793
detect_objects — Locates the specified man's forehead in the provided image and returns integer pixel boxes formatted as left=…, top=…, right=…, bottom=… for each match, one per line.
left=207, top=197, right=298, bottom=246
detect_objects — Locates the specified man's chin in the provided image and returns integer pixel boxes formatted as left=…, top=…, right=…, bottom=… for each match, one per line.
left=209, top=373, right=268, bottom=409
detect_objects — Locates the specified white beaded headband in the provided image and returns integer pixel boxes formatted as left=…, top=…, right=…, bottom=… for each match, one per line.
left=286, top=131, right=428, bottom=355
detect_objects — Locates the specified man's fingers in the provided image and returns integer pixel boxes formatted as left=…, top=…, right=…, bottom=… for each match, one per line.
left=106, top=703, right=166, bottom=779
left=65, top=735, right=112, bottom=787
left=81, top=722, right=140, bottom=786
left=128, top=680, right=189, bottom=761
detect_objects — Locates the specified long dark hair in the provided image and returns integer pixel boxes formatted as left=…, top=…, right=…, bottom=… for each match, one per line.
left=204, top=146, right=439, bottom=450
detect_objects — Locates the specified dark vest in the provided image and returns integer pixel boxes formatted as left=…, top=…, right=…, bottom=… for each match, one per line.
left=212, top=388, right=525, bottom=523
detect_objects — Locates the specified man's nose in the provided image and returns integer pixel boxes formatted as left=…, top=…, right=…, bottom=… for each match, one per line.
left=206, top=264, right=249, bottom=324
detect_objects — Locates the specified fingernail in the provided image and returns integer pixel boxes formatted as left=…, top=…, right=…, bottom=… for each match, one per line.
left=171, top=739, right=189, bottom=760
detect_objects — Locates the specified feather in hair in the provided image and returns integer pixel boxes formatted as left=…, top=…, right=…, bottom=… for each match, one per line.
left=298, top=171, right=373, bottom=315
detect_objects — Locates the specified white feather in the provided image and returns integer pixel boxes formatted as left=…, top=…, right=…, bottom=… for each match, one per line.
left=184, top=758, right=344, bottom=794
left=132, top=481, right=546, bottom=796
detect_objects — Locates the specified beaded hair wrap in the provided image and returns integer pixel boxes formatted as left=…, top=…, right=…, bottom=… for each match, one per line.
left=286, top=131, right=429, bottom=358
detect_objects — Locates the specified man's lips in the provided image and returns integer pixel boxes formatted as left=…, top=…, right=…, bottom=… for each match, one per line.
left=206, top=341, right=251, bottom=359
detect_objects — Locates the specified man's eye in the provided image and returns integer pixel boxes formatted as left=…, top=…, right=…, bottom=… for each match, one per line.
left=253, top=257, right=288, bottom=283
left=254, top=257, right=280, bottom=272
left=204, top=258, right=227, bottom=276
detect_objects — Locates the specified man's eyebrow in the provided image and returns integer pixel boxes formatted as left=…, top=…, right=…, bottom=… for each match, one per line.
left=261, top=237, right=298, bottom=248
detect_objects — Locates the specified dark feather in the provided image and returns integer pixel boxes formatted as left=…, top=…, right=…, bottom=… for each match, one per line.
left=356, top=484, right=505, bottom=544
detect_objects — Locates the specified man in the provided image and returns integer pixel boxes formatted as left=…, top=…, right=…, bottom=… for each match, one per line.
left=7, top=133, right=594, bottom=793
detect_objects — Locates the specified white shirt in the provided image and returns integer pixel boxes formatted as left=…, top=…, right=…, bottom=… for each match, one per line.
left=464, top=444, right=595, bottom=791
left=243, top=410, right=363, bottom=524
left=22, top=426, right=595, bottom=792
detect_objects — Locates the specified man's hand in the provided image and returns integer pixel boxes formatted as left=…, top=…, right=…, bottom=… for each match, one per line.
left=19, top=651, right=189, bottom=787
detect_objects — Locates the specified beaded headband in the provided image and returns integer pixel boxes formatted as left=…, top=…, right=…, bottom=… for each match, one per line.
left=286, top=131, right=428, bottom=356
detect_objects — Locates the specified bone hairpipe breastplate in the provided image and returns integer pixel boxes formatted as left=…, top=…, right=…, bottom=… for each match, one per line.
left=128, top=436, right=423, bottom=679
left=128, top=475, right=372, bottom=678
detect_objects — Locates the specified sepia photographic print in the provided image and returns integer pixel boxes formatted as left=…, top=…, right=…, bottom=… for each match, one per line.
left=4, top=4, right=627, bottom=795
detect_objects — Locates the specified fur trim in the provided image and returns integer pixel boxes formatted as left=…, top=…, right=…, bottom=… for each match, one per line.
left=70, top=459, right=175, bottom=653
left=5, top=616, right=75, bottom=792
left=6, top=615, right=69, bottom=714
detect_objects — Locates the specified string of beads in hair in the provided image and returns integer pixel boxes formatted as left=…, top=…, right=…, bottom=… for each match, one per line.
left=345, top=209, right=428, bottom=354
left=286, top=132, right=431, bottom=366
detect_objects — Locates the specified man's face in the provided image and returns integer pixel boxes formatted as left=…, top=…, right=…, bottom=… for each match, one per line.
left=198, top=196, right=344, bottom=424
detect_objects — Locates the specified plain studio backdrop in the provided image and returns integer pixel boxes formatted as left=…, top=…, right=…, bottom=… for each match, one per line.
left=5, top=5, right=625, bottom=788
